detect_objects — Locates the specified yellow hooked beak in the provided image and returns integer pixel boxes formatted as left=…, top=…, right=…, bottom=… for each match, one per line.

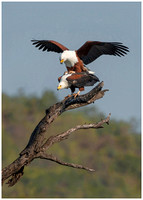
left=57, top=85, right=62, bottom=90
left=60, top=59, right=64, bottom=64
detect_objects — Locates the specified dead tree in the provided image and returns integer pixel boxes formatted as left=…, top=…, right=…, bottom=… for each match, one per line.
left=2, top=81, right=110, bottom=187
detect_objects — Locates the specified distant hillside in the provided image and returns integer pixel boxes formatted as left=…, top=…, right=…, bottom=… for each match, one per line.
left=2, top=90, right=141, bottom=198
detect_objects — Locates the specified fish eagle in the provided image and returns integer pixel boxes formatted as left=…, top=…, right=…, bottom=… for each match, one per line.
left=57, top=71, right=100, bottom=97
left=31, top=40, right=129, bottom=73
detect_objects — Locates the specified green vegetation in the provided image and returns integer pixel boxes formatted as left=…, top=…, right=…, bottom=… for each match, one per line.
left=2, top=90, right=141, bottom=198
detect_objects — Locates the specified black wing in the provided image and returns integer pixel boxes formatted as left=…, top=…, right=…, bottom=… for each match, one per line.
left=76, top=41, right=129, bottom=65
left=31, top=40, right=69, bottom=53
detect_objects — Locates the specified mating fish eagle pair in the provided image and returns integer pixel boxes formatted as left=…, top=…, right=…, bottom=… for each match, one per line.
left=31, top=40, right=129, bottom=96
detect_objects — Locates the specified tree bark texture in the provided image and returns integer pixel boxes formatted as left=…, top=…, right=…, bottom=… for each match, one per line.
left=2, top=81, right=110, bottom=187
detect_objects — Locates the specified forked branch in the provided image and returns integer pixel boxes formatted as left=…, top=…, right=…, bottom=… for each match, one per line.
left=41, top=113, right=111, bottom=151
left=2, top=81, right=110, bottom=187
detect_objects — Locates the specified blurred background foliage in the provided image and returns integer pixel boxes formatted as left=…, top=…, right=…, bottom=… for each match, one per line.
left=2, top=90, right=141, bottom=198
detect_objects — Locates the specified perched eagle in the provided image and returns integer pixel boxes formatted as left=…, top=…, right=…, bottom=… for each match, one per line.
left=31, top=40, right=129, bottom=73
left=57, top=71, right=100, bottom=97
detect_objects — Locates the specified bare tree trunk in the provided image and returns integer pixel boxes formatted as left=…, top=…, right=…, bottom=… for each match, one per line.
left=2, top=82, right=110, bottom=187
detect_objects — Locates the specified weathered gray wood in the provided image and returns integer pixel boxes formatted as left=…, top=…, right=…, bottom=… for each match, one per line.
left=2, top=81, right=110, bottom=187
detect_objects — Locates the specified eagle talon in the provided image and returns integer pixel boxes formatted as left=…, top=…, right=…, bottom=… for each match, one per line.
left=72, top=91, right=80, bottom=98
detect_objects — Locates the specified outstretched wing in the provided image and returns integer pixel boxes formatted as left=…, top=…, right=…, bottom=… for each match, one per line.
left=31, top=40, right=69, bottom=53
left=67, top=72, right=99, bottom=87
left=76, top=41, right=129, bottom=65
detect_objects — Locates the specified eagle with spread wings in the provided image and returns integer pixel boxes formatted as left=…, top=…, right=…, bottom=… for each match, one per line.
left=31, top=40, right=129, bottom=73
left=31, top=39, right=129, bottom=97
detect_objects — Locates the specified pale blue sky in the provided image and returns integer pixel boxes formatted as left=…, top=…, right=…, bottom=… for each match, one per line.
left=2, top=2, right=141, bottom=125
